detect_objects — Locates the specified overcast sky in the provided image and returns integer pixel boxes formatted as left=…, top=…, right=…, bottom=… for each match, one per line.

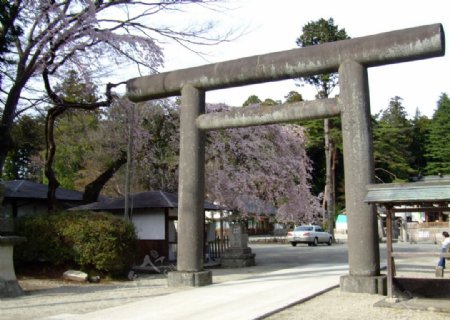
left=128, top=0, right=450, bottom=118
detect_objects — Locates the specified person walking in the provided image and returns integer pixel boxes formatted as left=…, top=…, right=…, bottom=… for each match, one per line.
left=437, top=231, right=450, bottom=269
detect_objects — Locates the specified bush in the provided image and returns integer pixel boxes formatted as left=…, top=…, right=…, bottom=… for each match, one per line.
left=15, top=211, right=138, bottom=276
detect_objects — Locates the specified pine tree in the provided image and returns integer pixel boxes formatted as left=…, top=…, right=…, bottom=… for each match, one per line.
left=410, top=109, right=430, bottom=175
left=295, top=18, right=349, bottom=233
left=425, top=93, right=450, bottom=175
left=373, top=96, right=415, bottom=182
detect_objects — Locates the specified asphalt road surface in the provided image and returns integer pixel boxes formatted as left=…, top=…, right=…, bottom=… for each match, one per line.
left=248, top=241, right=440, bottom=275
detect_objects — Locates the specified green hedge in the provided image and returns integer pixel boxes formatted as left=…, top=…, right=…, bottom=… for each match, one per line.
left=14, top=211, right=138, bottom=275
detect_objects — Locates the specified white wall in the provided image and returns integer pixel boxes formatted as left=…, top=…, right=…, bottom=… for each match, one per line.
left=132, top=211, right=165, bottom=240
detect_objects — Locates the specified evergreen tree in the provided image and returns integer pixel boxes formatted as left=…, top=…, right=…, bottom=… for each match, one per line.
left=0, top=0, right=22, bottom=87
left=47, top=70, right=99, bottom=191
left=2, top=115, right=45, bottom=181
left=296, top=18, right=349, bottom=97
left=425, top=93, right=450, bottom=175
left=284, top=91, right=303, bottom=103
left=410, top=109, right=430, bottom=175
left=261, top=98, right=280, bottom=106
left=295, top=18, right=349, bottom=233
left=373, top=96, right=415, bottom=182
left=242, top=95, right=262, bottom=107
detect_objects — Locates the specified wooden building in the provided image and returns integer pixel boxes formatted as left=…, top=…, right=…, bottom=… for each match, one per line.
left=72, top=191, right=220, bottom=261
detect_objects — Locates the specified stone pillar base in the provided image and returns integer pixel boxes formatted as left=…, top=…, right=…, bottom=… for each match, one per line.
left=167, top=270, right=212, bottom=287
left=0, top=236, right=26, bottom=298
left=340, top=275, right=387, bottom=295
left=221, top=247, right=256, bottom=268
left=0, top=279, right=24, bottom=298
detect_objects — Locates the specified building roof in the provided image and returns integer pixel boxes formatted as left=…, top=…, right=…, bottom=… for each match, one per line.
left=364, top=177, right=450, bottom=208
left=70, top=190, right=221, bottom=211
left=3, top=180, right=84, bottom=201
left=233, top=195, right=278, bottom=215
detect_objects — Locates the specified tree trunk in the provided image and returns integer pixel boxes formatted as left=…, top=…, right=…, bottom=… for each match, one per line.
left=0, top=125, right=12, bottom=177
left=45, top=107, right=67, bottom=212
left=329, top=140, right=336, bottom=239
left=124, top=106, right=135, bottom=221
left=0, top=82, right=27, bottom=176
left=83, top=152, right=127, bottom=203
left=0, top=57, right=37, bottom=176
left=324, top=118, right=335, bottom=237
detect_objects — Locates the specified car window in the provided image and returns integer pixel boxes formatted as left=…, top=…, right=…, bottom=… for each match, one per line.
left=295, top=226, right=313, bottom=231
left=316, top=228, right=322, bottom=232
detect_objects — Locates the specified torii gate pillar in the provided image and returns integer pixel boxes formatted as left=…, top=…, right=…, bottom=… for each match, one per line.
left=339, top=60, right=385, bottom=294
left=167, top=85, right=212, bottom=287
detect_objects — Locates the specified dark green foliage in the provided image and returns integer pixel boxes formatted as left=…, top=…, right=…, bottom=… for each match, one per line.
left=2, top=115, right=46, bottom=181
left=242, top=95, right=281, bottom=107
left=242, top=95, right=262, bottom=106
left=425, top=93, right=450, bottom=175
left=14, top=213, right=73, bottom=265
left=373, top=96, right=415, bottom=182
left=0, top=0, right=22, bottom=71
left=138, top=102, right=180, bottom=193
left=261, top=98, right=280, bottom=106
left=284, top=91, right=303, bottom=103
left=14, top=211, right=138, bottom=275
left=296, top=18, right=349, bottom=97
left=51, top=70, right=100, bottom=190
left=410, top=109, right=431, bottom=172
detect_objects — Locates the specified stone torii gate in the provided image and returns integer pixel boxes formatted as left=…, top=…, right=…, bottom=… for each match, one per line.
left=126, top=24, right=445, bottom=293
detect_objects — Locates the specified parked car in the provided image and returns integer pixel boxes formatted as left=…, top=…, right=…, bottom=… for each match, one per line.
left=286, top=225, right=333, bottom=246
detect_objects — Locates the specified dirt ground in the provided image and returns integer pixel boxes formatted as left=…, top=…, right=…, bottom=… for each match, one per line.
left=1, top=269, right=449, bottom=320
left=265, top=288, right=450, bottom=320
left=2, top=242, right=450, bottom=320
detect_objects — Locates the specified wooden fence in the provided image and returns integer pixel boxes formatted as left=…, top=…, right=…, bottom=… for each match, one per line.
left=206, top=236, right=230, bottom=260
left=407, top=222, right=449, bottom=243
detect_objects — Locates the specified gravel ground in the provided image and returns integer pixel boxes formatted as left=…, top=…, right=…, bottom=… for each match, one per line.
left=1, top=266, right=283, bottom=320
left=2, top=275, right=186, bottom=320
left=1, top=243, right=449, bottom=320
left=265, top=288, right=450, bottom=320
left=2, top=269, right=449, bottom=320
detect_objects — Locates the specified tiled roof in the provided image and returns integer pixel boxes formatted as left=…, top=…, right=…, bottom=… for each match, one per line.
left=364, top=178, right=450, bottom=205
left=3, top=180, right=84, bottom=201
left=70, top=190, right=221, bottom=211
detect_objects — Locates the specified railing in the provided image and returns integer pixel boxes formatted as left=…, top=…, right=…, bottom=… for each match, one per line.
left=390, top=251, right=450, bottom=279
left=407, top=222, right=450, bottom=243
left=391, top=252, right=450, bottom=258
left=205, top=236, right=229, bottom=261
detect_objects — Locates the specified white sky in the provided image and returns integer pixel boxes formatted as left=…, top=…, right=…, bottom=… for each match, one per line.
left=126, top=0, right=450, bottom=118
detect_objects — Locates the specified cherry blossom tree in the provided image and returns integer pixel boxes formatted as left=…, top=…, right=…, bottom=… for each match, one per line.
left=205, top=104, right=323, bottom=224
left=92, top=101, right=322, bottom=224
left=0, top=0, right=228, bottom=177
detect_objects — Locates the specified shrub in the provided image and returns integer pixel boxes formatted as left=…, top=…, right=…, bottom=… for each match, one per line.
left=15, top=211, right=138, bottom=276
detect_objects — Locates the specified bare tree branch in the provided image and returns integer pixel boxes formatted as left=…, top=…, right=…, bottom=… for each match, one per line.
left=375, top=167, right=398, bottom=183
left=1, top=0, right=236, bottom=179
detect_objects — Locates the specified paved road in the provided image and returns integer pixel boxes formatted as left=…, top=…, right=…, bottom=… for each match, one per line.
left=250, top=242, right=349, bottom=269
left=248, top=241, right=439, bottom=274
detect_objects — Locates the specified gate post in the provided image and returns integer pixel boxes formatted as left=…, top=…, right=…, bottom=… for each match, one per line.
left=167, top=85, right=212, bottom=287
left=338, top=60, right=386, bottom=294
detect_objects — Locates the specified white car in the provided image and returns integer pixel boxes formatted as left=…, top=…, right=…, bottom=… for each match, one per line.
left=286, top=225, right=333, bottom=246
